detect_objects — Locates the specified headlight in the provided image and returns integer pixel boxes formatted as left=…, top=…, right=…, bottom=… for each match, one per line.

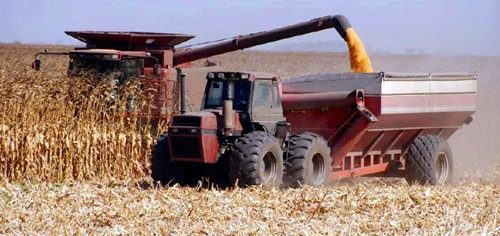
left=101, top=54, right=119, bottom=59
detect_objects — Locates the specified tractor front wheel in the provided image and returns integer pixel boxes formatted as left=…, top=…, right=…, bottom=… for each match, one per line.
left=230, top=131, right=284, bottom=189
left=150, top=133, right=185, bottom=186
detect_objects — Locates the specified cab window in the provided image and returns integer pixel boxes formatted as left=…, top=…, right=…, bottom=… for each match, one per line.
left=252, top=80, right=272, bottom=108
left=272, top=81, right=282, bottom=109
left=206, top=80, right=224, bottom=107
left=204, top=80, right=251, bottom=111
left=120, top=58, right=144, bottom=82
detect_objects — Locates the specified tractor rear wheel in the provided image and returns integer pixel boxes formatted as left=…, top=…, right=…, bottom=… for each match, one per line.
left=150, top=133, right=185, bottom=186
left=230, top=131, right=284, bottom=189
left=284, top=132, right=332, bottom=188
left=405, top=135, right=454, bottom=185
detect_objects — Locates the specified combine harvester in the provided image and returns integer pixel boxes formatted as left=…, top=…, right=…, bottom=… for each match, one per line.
left=32, top=15, right=358, bottom=121
left=32, top=15, right=476, bottom=187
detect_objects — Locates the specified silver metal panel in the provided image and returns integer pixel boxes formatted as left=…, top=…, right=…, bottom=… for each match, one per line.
left=381, top=79, right=477, bottom=95
left=283, top=71, right=477, bottom=96
left=283, top=72, right=382, bottom=94
left=381, top=105, right=476, bottom=114
left=383, top=72, right=477, bottom=81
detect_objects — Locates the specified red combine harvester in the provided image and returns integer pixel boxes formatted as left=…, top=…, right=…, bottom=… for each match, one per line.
left=32, top=15, right=354, bottom=122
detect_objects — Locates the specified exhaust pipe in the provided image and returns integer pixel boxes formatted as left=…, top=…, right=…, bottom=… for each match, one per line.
left=176, top=69, right=187, bottom=114
left=223, top=79, right=234, bottom=136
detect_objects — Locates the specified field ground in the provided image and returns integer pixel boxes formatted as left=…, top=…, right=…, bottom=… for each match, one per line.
left=0, top=44, right=499, bottom=234
left=0, top=179, right=498, bottom=235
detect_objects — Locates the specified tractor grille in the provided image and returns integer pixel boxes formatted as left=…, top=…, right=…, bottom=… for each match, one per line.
left=171, top=136, right=201, bottom=159
left=171, top=116, right=201, bottom=127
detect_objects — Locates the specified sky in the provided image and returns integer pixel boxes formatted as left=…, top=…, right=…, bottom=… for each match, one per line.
left=1, top=0, right=499, bottom=56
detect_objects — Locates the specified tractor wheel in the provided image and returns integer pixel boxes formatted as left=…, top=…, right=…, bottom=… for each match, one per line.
left=150, top=133, right=185, bottom=186
left=405, top=135, right=454, bottom=185
left=284, top=132, right=332, bottom=188
left=230, top=131, right=284, bottom=189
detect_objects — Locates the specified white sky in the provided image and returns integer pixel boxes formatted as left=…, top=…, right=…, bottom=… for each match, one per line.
left=1, top=0, right=499, bottom=56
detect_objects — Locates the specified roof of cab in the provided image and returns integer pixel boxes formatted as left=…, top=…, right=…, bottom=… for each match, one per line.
left=208, top=71, right=277, bottom=79
left=65, top=31, right=195, bottom=50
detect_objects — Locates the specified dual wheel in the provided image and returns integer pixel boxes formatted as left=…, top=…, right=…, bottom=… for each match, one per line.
left=230, top=131, right=332, bottom=189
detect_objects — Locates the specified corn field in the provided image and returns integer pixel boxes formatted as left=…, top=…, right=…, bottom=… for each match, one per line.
left=0, top=44, right=165, bottom=181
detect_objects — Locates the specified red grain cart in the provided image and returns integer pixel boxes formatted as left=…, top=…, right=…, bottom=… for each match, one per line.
left=281, top=72, right=476, bottom=185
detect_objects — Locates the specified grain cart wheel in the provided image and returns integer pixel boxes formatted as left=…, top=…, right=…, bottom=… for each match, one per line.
left=230, top=131, right=284, bottom=189
left=284, top=132, right=332, bottom=188
left=150, top=133, right=184, bottom=186
left=405, top=135, right=454, bottom=185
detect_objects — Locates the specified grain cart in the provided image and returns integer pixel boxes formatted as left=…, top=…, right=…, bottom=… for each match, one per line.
left=151, top=17, right=476, bottom=188
left=281, top=72, right=475, bottom=185
left=31, top=15, right=354, bottom=123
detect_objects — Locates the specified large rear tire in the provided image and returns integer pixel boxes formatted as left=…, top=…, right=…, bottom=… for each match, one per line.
left=150, top=133, right=185, bottom=186
left=284, top=132, right=332, bottom=188
left=405, top=135, right=454, bottom=185
left=230, top=131, right=284, bottom=189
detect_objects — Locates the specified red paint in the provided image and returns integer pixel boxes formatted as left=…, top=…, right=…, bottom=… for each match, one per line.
left=169, top=111, right=245, bottom=163
left=201, top=134, right=219, bottom=163
left=332, top=163, right=389, bottom=180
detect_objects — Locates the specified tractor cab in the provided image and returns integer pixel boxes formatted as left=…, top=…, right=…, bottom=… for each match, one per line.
left=201, top=71, right=285, bottom=134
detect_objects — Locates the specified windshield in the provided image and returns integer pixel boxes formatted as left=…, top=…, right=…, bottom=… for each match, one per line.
left=73, top=58, right=119, bottom=73
left=71, top=55, right=144, bottom=82
left=204, top=80, right=251, bottom=111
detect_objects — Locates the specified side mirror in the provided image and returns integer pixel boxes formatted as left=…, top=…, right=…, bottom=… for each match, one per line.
left=153, top=64, right=161, bottom=76
left=32, top=59, right=41, bottom=71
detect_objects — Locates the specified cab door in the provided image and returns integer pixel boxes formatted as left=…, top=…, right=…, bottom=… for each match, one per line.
left=250, top=79, right=285, bottom=133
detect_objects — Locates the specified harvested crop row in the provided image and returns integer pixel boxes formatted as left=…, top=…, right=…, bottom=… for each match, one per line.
left=0, top=179, right=498, bottom=235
